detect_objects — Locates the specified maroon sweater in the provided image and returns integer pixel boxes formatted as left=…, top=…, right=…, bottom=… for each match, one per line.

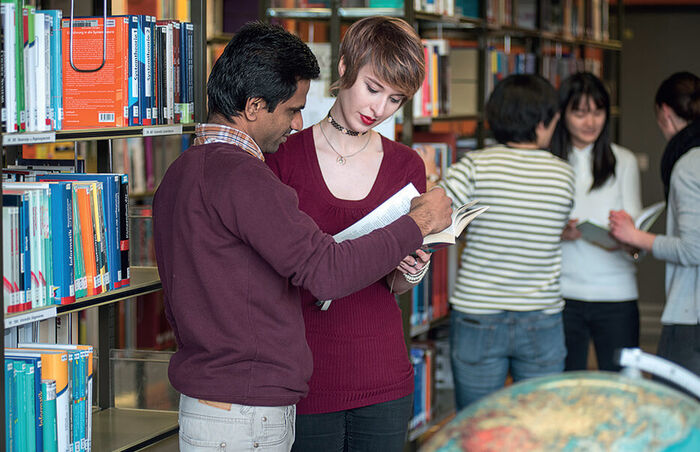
left=153, top=141, right=422, bottom=407
left=267, top=128, right=427, bottom=413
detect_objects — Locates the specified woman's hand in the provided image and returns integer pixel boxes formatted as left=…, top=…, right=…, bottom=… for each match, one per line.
left=397, top=248, right=432, bottom=275
left=561, top=218, right=582, bottom=241
left=608, top=210, right=638, bottom=245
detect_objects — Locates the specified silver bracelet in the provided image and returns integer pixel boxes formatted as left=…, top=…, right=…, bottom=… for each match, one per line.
left=403, top=260, right=430, bottom=284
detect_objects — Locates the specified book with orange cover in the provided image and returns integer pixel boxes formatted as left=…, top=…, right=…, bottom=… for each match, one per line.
left=74, top=184, right=100, bottom=296
left=61, top=16, right=130, bottom=129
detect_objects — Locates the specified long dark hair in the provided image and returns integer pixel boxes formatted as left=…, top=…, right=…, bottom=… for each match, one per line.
left=550, top=72, right=616, bottom=191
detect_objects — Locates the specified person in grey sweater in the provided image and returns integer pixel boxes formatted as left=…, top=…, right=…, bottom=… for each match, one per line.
left=609, top=71, right=700, bottom=379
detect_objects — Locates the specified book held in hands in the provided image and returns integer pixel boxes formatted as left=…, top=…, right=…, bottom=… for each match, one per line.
left=316, top=183, right=488, bottom=310
left=576, top=201, right=666, bottom=250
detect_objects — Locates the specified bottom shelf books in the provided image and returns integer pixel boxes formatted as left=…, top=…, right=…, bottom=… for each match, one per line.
left=5, top=343, right=93, bottom=452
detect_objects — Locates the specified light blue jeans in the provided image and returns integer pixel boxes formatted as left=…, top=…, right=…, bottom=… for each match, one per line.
left=450, top=309, right=566, bottom=410
left=179, top=394, right=295, bottom=451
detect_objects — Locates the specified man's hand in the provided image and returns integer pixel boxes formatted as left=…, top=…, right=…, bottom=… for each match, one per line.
left=407, top=188, right=453, bottom=237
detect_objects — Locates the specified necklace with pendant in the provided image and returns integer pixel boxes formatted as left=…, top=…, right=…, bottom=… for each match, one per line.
left=319, top=121, right=372, bottom=165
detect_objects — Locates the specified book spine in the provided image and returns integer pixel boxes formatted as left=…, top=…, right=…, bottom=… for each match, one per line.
left=149, top=16, right=158, bottom=124
left=13, top=0, right=24, bottom=130
left=128, top=15, right=139, bottom=126
left=72, top=188, right=87, bottom=299
left=137, top=15, right=150, bottom=126
left=119, top=174, right=130, bottom=287
left=42, top=380, right=58, bottom=452
left=23, top=6, right=36, bottom=131
left=2, top=3, right=18, bottom=132
left=5, top=361, right=15, bottom=451
left=47, top=10, right=62, bottom=130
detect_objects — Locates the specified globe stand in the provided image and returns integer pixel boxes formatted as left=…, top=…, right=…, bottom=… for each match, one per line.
left=616, top=347, right=700, bottom=398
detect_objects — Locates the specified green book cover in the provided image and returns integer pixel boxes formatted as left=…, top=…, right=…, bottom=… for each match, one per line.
left=42, top=380, right=58, bottom=452
left=12, top=360, right=27, bottom=452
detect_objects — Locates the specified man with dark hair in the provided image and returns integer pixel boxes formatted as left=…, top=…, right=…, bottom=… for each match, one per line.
left=435, top=74, right=575, bottom=409
left=153, top=22, right=452, bottom=451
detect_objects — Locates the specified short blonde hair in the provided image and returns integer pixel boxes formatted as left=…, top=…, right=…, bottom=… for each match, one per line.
left=332, top=16, right=425, bottom=102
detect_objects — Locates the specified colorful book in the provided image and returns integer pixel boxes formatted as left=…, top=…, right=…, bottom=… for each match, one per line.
left=61, top=16, right=130, bottom=129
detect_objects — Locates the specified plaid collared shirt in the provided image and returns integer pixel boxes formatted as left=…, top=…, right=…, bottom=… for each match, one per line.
left=193, top=123, right=265, bottom=162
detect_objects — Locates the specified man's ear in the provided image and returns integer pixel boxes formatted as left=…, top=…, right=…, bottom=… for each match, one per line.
left=244, top=97, right=266, bottom=121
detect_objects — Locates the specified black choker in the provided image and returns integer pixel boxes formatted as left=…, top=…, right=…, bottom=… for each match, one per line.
left=326, top=112, right=367, bottom=136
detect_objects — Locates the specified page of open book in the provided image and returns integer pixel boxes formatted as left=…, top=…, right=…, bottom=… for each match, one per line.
left=317, top=183, right=420, bottom=310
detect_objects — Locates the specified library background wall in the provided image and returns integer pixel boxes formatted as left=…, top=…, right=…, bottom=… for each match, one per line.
left=619, top=1, right=700, bottom=354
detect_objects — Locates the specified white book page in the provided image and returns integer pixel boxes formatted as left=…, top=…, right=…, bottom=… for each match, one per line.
left=317, top=183, right=419, bottom=310
left=332, top=183, right=419, bottom=242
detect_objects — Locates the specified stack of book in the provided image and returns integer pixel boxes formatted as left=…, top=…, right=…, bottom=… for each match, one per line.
left=0, top=5, right=196, bottom=132
left=2, top=167, right=130, bottom=314
left=5, top=343, right=93, bottom=452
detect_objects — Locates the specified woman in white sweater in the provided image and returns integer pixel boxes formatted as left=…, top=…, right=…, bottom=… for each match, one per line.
left=550, top=72, right=643, bottom=371
left=610, top=72, right=700, bottom=378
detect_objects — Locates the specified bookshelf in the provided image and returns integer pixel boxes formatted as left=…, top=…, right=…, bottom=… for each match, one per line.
left=0, top=0, right=206, bottom=449
left=263, top=0, right=623, bottom=445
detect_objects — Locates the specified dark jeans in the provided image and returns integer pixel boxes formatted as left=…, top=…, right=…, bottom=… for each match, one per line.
left=655, top=324, right=700, bottom=399
left=562, top=299, right=639, bottom=371
left=291, top=394, right=413, bottom=452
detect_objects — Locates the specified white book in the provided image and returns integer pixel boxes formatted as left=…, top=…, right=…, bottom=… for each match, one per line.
left=577, top=201, right=666, bottom=250
left=3, top=207, right=13, bottom=314
left=2, top=3, right=18, bottom=132
left=33, top=12, right=49, bottom=131
left=24, top=7, right=37, bottom=131
left=165, top=23, right=174, bottom=124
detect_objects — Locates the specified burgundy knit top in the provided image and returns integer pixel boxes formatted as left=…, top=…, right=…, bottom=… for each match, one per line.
left=267, top=127, right=427, bottom=414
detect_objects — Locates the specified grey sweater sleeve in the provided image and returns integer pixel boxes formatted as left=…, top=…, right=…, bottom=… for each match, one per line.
left=652, top=148, right=700, bottom=266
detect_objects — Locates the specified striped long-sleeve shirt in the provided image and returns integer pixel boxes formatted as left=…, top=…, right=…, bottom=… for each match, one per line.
left=440, top=146, right=575, bottom=314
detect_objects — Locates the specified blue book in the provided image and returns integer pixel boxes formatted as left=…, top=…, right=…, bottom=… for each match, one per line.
left=43, top=10, right=62, bottom=130
left=148, top=16, right=157, bottom=123
left=137, top=15, right=151, bottom=126
left=124, top=15, right=140, bottom=126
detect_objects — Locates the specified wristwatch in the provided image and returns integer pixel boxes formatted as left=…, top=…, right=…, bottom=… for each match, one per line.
left=427, top=173, right=440, bottom=183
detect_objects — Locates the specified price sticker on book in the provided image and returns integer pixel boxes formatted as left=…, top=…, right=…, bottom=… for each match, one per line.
left=3, top=132, right=56, bottom=146
left=5, top=306, right=57, bottom=329
left=143, top=125, right=183, bottom=137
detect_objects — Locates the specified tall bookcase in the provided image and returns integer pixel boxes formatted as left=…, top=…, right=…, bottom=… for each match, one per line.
left=0, top=0, right=207, bottom=449
left=262, top=0, right=623, bottom=445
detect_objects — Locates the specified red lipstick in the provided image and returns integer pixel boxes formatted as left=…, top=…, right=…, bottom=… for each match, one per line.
left=360, top=114, right=376, bottom=126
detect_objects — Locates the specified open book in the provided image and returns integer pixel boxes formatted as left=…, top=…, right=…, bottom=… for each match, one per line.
left=316, top=183, right=488, bottom=310
left=576, top=201, right=666, bottom=250
left=423, top=199, right=489, bottom=251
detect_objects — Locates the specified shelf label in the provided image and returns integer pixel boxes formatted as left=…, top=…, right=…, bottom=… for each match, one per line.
left=143, top=124, right=183, bottom=137
left=3, top=132, right=56, bottom=145
left=5, top=306, right=57, bottom=329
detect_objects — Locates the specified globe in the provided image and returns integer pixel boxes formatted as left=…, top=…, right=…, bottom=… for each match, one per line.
left=421, top=371, right=700, bottom=451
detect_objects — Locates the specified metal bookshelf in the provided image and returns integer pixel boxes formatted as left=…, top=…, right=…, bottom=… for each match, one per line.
left=0, top=0, right=208, bottom=449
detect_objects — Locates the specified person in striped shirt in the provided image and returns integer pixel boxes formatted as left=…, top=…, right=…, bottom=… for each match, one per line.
left=439, top=74, right=575, bottom=409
